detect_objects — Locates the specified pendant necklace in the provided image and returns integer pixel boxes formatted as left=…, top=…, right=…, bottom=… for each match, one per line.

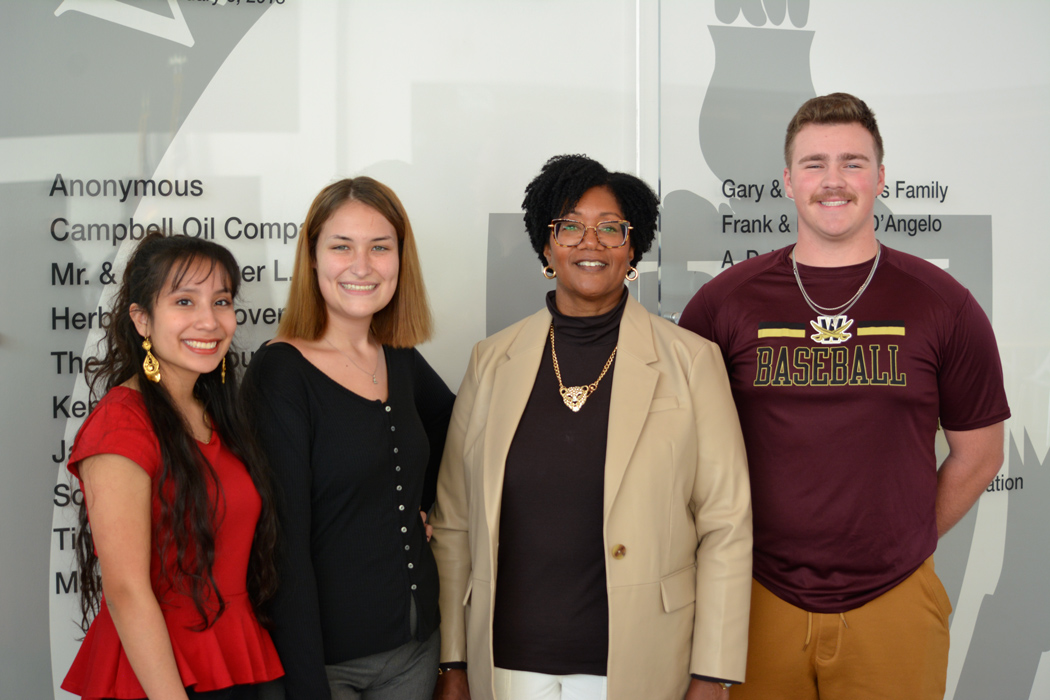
left=792, top=242, right=881, bottom=346
left=324, top=336, right=380, bottom=384
left=549, top=323, right=617, bottom=412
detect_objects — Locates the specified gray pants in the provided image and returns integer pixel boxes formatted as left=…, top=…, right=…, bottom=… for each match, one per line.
left=324, top=599, right=440, bottom=700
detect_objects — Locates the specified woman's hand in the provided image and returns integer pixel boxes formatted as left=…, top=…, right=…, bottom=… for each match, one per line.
left=80, top=454, right=190, bottom=700
left=433, top=668, right=470, bottom=700
left=420, top=510, right=433, bottom=542
left=684, top=678, right=730, bottom=700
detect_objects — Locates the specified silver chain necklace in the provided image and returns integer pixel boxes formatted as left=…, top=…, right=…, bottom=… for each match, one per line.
left=324, top=336, right=380, bottom=384
left=791, top=242, right=881, bottom=345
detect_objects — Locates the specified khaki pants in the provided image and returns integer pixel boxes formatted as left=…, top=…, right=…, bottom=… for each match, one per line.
left=732, top=558, right=951, bottom=700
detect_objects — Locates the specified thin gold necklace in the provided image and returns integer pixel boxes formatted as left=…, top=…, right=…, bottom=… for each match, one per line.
left=324, top=336, right=380, bottom=384
left=549, top=323, right=617, bottom=413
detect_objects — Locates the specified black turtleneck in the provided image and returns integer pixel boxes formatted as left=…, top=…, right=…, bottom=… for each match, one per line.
left=491, top=289, right=628, bottom=676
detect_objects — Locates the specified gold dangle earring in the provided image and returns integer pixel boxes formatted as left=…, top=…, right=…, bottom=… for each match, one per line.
left=221, top=355, right=226, bottom=384
left=625, top=267, right=639, bottom=282
left=542, top=265, right=557, bottom=279
left=141, top=337, right=161, bottom=383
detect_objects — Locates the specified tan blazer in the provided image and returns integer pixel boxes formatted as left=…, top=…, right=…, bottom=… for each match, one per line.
left=431, top=295, right=752, bottom=700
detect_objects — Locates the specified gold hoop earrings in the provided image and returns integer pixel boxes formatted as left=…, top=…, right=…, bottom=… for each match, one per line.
left=141, top=337, right=161, bottom=383
left=542, top=265, right=557, bottom=280
left=221, top=355, right=226, bottom=384
left=625, top=267, right=639, bottom=282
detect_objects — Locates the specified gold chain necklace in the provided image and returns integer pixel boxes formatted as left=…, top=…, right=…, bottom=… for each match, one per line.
left=324, top=336, right=380, bottom=384
left=549, top=323, right=617, bottom=413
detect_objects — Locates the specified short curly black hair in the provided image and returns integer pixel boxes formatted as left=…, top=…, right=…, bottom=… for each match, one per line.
left=522, top=154, right=658, bottom=267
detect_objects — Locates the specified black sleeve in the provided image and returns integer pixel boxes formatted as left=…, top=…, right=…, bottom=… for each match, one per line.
left=411, top=349, right=455, bottom=513
left=692, top=673, right=737, bottom=686
left=243, top=345, right=332, bottom=700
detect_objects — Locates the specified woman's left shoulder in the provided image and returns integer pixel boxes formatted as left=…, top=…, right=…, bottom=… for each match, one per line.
left=385, top=344, right=425, bottom=369
left=634, top=313, right=727, bottom=387
left=388, top=346, right=454, bottom=406
left=386, top=345, right=445, bottom=382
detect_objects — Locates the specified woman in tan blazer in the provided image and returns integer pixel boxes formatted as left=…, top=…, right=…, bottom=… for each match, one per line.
left=431, top=155, right=752, bottom=700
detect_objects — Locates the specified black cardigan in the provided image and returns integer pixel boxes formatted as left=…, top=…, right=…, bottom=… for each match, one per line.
left=244, top=341, right=454, bottom=700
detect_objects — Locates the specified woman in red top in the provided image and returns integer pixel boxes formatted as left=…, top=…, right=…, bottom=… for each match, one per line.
left=63, top=233, right=283, bottom=700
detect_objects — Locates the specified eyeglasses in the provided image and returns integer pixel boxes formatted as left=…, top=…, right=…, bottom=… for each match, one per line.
left=548, top=219, right=632, bottom=248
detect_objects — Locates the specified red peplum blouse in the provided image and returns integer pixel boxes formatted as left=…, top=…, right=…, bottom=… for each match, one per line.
left=62, top=387, right=283, bottom=699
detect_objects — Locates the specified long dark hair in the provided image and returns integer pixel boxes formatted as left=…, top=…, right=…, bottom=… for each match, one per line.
left=75, top=233, right=279, bottom=631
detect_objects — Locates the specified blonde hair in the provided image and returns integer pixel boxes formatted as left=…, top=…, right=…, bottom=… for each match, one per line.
left=278, top=177, right=433, bottom=347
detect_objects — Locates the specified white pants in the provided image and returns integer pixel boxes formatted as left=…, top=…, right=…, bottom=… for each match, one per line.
left=493, top=667, right=608, bottom=700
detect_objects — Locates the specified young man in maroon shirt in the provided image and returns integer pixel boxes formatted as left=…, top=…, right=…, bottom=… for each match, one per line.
left=679, top=92, right=1010, bottom=700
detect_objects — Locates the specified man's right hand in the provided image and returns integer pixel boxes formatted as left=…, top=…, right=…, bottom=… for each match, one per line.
left=433, top=668, right=471, bottom=700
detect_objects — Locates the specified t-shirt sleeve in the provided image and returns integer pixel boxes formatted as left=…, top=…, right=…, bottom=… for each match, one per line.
left=411, top=349, right=455, bottom=513
left=678, top=285, right=715, bottom=339
left=937, top=292, right=1011, bottom=431
left=68, top=395, right=160, bottom=480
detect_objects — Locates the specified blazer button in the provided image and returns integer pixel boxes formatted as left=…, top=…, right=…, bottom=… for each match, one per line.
left=612, top=544, right=627, bottom=559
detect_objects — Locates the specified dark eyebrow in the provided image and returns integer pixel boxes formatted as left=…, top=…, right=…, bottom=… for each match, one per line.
left=839, top=152, right=871, bottom=162
left=566, top=209, right=624, bottom=219
left=170, top=283, right=231, bottom=295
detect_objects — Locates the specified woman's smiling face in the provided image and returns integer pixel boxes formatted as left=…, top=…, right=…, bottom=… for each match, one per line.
left=131, top=258, right=236, bottom=389
left=544, top=185, right=634, bottom=317
left=313, top=200, right=400, bottom=328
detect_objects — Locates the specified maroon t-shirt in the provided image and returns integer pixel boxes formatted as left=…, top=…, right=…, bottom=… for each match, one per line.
left=679, top=245, right=1009, bottom=612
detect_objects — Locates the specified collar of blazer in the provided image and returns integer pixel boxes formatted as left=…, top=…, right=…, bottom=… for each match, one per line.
left=483, top=294, right=661, bottom=531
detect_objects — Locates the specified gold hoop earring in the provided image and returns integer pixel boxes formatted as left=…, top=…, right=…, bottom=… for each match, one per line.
left=625, top=267, right=639, bottom=282
left=542, top=265, right=557, bottom=280
left=142, top=337, right=161, bottom=383
left=221, top=355, right=226, bottom=385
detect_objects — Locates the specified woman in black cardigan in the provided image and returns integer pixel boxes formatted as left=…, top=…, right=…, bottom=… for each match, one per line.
left=244, top=177, right=454, bottom=700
